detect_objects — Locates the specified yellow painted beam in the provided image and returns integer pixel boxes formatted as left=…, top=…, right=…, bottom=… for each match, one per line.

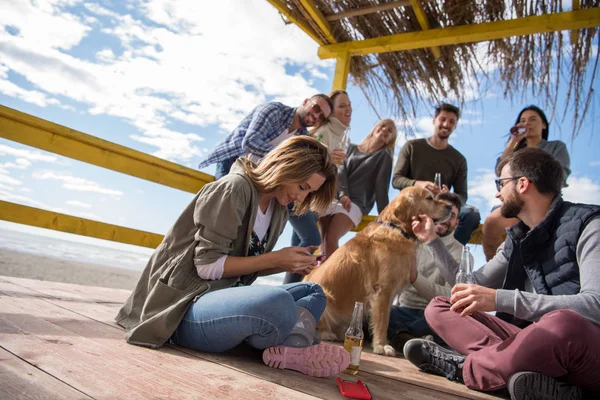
left=0, top=105, right=213, bottom=194
left=318, top=8, right=600, bottom=58
left=353, top=215, right=375, bottom=232
left=0, top=200, right=163, bottom=249
left=266, top=0, right=326, bottom=45
left=571, top=0, right=581, bottom=44
left=408, top=0, right=441, bottom=58
left=332, top=53, right=351, bottom=90
left=299, top=0, right=336, bottom=43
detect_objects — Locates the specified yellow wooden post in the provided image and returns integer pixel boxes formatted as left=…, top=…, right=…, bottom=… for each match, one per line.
left=332, top=52, right=351, bottom=90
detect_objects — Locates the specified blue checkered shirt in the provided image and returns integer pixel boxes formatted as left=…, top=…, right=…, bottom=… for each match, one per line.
left=198, top=102, right=307, bottom=168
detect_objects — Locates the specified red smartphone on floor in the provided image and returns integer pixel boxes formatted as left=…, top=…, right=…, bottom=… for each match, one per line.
left=336, top=378, right=372, bottom=400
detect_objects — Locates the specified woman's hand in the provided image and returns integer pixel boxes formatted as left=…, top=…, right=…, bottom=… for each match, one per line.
left=509, top=125, right=527, bottom=149
left=332, top=147, right=346, bottom=164
left=340, top=195, right=352, bottom=212
left=272, top=246, right=318, bottom=274
left=411, top=214, right=437, bottom=243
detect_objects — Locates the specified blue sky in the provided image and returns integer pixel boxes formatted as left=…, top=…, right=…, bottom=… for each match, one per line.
left=1, top=0, right=599, bottom=270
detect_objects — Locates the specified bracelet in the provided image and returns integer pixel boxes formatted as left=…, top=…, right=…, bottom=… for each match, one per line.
left=507, top=140, right=519, bottom=150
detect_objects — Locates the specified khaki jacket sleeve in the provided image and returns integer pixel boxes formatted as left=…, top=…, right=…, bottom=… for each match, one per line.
left=193, top=178, right=251, bottom=265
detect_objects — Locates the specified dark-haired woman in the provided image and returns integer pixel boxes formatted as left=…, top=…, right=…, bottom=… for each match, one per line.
left=482, top=106, right=571, bottom=260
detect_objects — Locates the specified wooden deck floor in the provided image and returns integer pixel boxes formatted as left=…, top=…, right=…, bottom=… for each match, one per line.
left=0, top=275, right=505, bottom=399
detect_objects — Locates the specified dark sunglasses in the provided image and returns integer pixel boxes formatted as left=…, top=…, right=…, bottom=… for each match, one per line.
left=495, top=176, right=523, bottom=191
left=308, top=99, right=328, bottom=121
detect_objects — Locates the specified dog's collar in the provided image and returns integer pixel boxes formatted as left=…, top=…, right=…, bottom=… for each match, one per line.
left=375, top=220, right=412, bottom=240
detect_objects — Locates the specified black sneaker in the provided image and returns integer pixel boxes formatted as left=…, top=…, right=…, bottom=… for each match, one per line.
left=508, top=371, right=583, bottom=400
left=403, top=339, right=465, bottom=382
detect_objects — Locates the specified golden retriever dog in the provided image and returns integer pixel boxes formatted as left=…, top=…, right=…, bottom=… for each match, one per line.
left=304, top=187, right=451, bottom=356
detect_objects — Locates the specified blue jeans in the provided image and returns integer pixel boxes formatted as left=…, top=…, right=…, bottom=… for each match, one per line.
left=454, top=205, right=481, bottom=245
left=170, top=282, right=326, bottom=352
left=285, top=209, right=321, bottom=284
left=387, top=306, right=435, bottom=339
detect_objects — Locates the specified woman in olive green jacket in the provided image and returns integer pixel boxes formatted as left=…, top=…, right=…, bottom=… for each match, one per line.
left=116, top=136, right=349, bottom=376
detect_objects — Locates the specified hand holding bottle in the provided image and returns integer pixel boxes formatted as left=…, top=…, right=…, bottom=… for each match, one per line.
left=509, top=124, right=527, bottom=149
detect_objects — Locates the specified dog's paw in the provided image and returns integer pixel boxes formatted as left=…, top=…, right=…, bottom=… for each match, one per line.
left=319, top=331, right=339, bottom=341
left=373, top=344, right=396, bottom=357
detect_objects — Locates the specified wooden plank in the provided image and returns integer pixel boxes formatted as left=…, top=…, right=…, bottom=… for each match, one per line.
left=318, top=8, right=600, bottom=58
left=0, top=201, right=164, bottom=249
left=299, top=0, right=337, bottom=43
left=265, top=0, right=326, bottom=45
left=0, top=286, right=318, bottom=399
left=357, top=350, right=501, bottom=400
left=0, top=348, right=91, bottom=400
left=0, top=277, right=469, bottom=399
left=325, top=1, right=415, bottom=22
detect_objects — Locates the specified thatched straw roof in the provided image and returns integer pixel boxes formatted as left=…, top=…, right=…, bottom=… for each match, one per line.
left=270, top=0, right=599, bottom=137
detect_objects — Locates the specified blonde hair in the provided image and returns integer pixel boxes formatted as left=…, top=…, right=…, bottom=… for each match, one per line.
left=359, top=119, right=397, bottom=153
left=309, top=90, right=349, bottom=134
left=240, top=136, right=337, bottom=214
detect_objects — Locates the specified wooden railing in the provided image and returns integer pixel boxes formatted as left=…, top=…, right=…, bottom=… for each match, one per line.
left=0, top=105, right=481, bottom=248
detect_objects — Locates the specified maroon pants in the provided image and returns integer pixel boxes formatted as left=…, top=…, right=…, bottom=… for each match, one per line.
left=425, top=297, right=600, bottom=394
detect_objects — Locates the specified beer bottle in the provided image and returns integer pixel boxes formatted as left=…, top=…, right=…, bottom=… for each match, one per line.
left=343, top=301, right=364, bottom=375
left=456, top=246, right=475, bottom=284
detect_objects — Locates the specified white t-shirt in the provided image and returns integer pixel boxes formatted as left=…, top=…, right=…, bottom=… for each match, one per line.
left=195, top=199, right=274, bottom=280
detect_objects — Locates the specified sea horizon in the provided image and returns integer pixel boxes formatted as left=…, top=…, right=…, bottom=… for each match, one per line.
left=0, top=225, right=285, bottom=286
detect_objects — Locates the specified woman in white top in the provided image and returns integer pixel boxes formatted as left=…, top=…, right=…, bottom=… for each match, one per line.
left=284, top=90, right=353, bottom=283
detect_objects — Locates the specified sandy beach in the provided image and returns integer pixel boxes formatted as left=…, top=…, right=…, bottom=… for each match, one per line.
left=0, top=248, right=141, bottom=290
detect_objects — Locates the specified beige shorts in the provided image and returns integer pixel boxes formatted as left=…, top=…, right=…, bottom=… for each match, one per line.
left=321, top=200, right=363, bottom=227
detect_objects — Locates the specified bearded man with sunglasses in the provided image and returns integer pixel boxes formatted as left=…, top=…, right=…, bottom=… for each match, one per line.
left=403, top=147, right=600, bottom=400
left=199, top=94, right=333, bottom=179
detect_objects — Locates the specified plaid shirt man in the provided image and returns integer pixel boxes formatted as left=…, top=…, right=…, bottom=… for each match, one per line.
left=198, top=102, right=307, bottom=169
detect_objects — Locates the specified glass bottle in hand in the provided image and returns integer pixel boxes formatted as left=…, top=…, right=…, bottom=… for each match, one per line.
left=456, top=246, right=475, bottom=284
left=343, top=301, right=364, bottom=375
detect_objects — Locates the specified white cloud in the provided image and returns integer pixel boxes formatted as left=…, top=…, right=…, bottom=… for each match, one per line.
left=563, top=176, right=600, bottom=205
left=32, top=170, right=123, bottom=197
left=0, top=78, right=63, bottom=107
left=0, top=173, right=22, bottom=186
left=468, top=169, right=500, bottom=212
left=0, top=158, right=32, bottom=170
left=0, top=188, right=48, bottom=209
left=76, top=211, right=101, bottom=220
left=590, top=161, right=600, bottom=167
left=0, top=0, right=330, bottom=163
left=66, top=200, right=92, bottom=208
left=0, top=144, right=58, bottom=163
